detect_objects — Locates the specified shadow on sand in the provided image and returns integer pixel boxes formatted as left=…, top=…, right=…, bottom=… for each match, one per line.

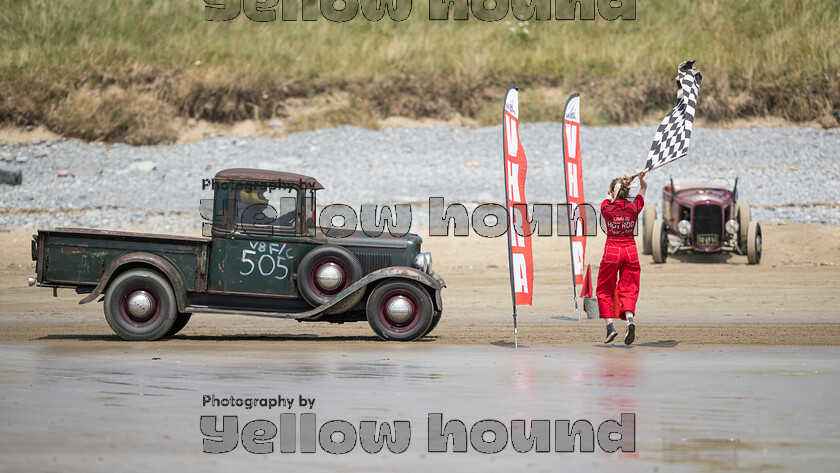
left=595, top=339, right=680, bottom=349
left=37, top=333, right=439, bottom=343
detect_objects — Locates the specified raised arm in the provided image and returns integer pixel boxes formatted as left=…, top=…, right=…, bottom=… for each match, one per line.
left=637, top=171, right=647, bottom=197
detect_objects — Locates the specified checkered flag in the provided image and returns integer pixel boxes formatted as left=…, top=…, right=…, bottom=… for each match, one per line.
left=643, top=61, right=702, bottom=172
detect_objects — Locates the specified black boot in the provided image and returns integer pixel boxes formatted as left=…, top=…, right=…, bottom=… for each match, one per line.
left=605, top=323, right=617, bottom=343
left=624, top=316, right=636, bottom=345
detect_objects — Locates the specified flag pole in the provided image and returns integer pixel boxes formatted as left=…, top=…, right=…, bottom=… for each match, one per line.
left=565, top=206, right=581, bottom=323
left=504, top=170, right=519, bottom=350
left=503, top=85, right=520, bottom=349
left=630, top=150, right=688, bottom=178
left=502, top=176, right=519, bottom=348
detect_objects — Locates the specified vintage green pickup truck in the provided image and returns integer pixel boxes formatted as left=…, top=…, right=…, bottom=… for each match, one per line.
left=30, top=168, right=444, bottom=341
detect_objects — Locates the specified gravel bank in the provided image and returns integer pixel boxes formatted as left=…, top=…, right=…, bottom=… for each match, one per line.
left=1, top=125, right=838, bottom=233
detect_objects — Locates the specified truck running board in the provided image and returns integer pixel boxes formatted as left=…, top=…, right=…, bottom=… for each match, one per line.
left=184, top=306, right=317, bottom=320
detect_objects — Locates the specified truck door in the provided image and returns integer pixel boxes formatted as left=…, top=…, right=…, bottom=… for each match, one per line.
left=207, top=185, right=312, bottom=297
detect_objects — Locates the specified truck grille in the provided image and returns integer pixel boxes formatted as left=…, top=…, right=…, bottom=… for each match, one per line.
left=693, top=204, right=722, bottom=245
left=352, top=250, right=391, bottom=274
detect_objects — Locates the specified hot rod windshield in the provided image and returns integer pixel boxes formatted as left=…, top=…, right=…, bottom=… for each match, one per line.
left=671, top=178, right=734, bottom=192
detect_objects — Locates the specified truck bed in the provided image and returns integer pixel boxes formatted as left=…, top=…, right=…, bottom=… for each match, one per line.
left=35, top=228, right=209, bottom=291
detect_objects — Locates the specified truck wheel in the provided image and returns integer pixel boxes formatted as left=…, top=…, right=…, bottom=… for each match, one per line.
left=165, top=312, right=192, bottom=337
left=103, top=269, right=178, bottom=341
left=747, top=221, right=762, bottom=265
left=424, top=311, right=442, bottom=337
left=297, top=246, right=364, bottom=311
left=738, top=204, right=751, bottom=251
left=366, top=280, right=433, bottom=341
left=642, top=204, right=656, bottom=255
left=652, top=219, right=668, bottom=264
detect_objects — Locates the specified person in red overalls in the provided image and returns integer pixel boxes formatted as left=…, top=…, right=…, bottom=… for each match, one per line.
left=597, top=171, right=647, bottom=344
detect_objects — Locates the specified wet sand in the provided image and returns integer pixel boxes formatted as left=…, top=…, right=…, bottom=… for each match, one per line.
left=1, top=223, right=840, bottom=470
left=1, top=344, right=839, bottom=472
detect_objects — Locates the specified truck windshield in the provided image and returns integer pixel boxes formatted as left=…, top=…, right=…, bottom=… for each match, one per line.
left=304, top=189, right=316, bottom=233
left=235, top=186, right=297, bottom=230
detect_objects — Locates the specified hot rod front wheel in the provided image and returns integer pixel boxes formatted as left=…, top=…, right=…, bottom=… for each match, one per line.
left=366, top=280, right=434, bottom=341
left=642, top=204, right=656, bottom=255
left=738, top=204, right=751, bottom=252
left=103, top=269, right=178, bottom=341
left=651, top=219, right=668, bottom=264
left=747, top=221, right=762, bottom=265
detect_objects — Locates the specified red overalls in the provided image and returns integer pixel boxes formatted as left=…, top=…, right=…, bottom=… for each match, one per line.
left=596, top=195, right=644, bottom=319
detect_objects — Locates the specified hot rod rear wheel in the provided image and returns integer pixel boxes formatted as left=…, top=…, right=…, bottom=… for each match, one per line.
left=651, top=219, right=668, bottom=264
left=297, top=246, right=364, bottom=312
left=366, top=280, right=433, bottom=341
left=103, top=269, right=178, bottom=341
left=642, top=204, right=656, bottom=255
left=747, top=221, right=762, bottom=265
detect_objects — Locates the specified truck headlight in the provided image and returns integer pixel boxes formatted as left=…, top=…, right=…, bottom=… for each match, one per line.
left=414, top=252, right=432, bottom=273
left=725, top=219, right=739, bottom=235
left=678, top=220, right=692, bottom=235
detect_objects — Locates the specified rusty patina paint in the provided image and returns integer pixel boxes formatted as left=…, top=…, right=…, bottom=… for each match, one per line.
left=36, top=228, right=207, bottom=311
left=214, top=168, right=324, bottom=190
left=78, top=252, right=194, bottom=312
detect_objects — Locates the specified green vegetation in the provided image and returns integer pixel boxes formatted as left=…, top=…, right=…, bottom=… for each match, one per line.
left=1, top=0, right=838, bottom=143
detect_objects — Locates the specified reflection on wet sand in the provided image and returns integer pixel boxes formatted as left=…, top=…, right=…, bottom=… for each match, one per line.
left=0, top=344, right=838, bottom=471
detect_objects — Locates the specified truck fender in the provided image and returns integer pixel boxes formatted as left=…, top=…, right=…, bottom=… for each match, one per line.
left=298, top=266, right=444, bottom=320
left=363, top=266, right=444, bottom=311
left=78, top=252, right=189, bottom=312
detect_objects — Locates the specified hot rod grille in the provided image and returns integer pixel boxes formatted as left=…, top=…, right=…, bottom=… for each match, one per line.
left=352, top=250, right=391, bottom=274
left=693, top=204, right=722, bottom=243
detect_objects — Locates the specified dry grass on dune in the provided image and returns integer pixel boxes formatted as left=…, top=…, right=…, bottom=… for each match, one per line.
left=0, top=0, right=838, bottom=143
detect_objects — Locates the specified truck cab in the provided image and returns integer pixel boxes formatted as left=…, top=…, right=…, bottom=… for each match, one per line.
left=204, top=169, right=324, bottom=298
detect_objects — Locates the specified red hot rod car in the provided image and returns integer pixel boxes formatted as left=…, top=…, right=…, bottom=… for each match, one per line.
left=641, top=178, right=762, bottom=264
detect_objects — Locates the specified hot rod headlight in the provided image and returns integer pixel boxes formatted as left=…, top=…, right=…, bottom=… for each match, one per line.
left=677, top=220, right=692, bottom=235
left=414, top=252, right=432, bottom=273
left=725, top=219, right=740, bottom=235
